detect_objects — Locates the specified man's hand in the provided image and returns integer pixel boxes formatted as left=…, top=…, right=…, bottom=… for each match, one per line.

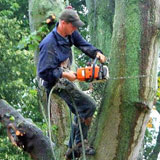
left=96, top=52, right=106, bottom=63
left=62, top=71, right=77, bottom=81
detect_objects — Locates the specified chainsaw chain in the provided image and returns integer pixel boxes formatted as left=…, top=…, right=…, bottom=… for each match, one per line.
left=108, top=74, right=153, bottom=80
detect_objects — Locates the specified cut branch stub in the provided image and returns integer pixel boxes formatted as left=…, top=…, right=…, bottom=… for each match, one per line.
left=7, top=123, right=26, bottom=149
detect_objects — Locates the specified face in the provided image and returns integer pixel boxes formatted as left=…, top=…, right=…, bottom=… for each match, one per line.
left=62, top=21, right=77, bottom=36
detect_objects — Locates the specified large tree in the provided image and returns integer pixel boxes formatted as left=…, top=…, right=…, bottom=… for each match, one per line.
left=85, top=0, right=160, bottom=160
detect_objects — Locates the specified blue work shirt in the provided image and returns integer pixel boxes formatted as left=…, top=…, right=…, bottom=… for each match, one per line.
left=37, top=23, right=102, bottom=88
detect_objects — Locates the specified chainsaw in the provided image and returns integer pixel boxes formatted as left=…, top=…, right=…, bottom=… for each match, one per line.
left=76, top=57, right=109, bottom=82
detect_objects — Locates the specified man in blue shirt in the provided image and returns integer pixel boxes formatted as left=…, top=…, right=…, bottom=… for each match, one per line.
left=38, top=8, right=106, bottom=160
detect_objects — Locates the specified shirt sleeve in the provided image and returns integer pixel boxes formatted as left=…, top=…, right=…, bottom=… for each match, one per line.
left=37, top=42, right=62, bottom=83
left=72, top=30, right=103, bottom=59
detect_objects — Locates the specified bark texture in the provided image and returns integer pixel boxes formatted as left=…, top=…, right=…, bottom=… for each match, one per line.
left=50, top=93, right=70, bottom=146
left=0, top=99, right=55, bottom=160
left=86, top=0, right=114, bottom=54
left=86, top=0, right=160, bottom=160
left=29, top=0, right=64, bottom=32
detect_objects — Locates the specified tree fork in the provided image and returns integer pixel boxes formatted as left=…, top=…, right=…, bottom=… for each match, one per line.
left=0, top=99, right=55, bottom=160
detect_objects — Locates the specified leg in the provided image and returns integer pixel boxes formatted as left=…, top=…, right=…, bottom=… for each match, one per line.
left=68, top=116, right=89, bottom=148
left=54, top=79, right=96, bottom=142
left=53, top=79, right=96, bottom=159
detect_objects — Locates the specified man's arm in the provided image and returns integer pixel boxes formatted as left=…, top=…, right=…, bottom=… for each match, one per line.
left=38, top=43, right=63, bottom=83
left=38, top=43, right=77, bottom=82
left=72, top=31, right=106, bottom=63
left=62, top=71, right=76, bottom=81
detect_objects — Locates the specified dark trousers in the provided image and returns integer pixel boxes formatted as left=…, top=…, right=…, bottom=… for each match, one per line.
left=46, top=79, right=96, bottom=148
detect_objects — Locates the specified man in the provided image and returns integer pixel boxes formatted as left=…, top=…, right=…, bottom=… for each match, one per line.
left=37, top=8, right=106, bottom=160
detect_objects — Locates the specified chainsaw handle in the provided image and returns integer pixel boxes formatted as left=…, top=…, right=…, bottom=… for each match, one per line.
left=88, top=57, right=98, bottom=82
left=93, top=57, right=98, bottom=63
left=88, top=57, right=106, bottom=82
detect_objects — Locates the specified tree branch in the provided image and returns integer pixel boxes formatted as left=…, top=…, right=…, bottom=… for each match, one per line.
left=0, top=99, right=55, bottom=160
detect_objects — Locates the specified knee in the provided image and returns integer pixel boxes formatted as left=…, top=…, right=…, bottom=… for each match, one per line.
left=84, top=103, right=96, bottom=126
left=84, top=117, right=93, bottom=126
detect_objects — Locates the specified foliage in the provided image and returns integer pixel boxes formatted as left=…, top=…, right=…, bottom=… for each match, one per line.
left=143, top=74, right=160, bottom=159
left=0, top=0, right=29, bottom=26
left=156, top=76, right=160, bottom=113
left=0, top=0, right=44, bottom=159
left=143, top=121, right=159, bottom=160
left=18, top=24, right=50, bottom=51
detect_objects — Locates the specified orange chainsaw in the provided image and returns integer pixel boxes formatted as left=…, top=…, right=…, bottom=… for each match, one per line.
left=76, top=57, right=109, bottom=82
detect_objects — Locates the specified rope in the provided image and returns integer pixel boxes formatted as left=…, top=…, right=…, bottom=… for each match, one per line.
left=67, top=91, right=86, bottom=160
left=39, top=100, right=48, bottom=126
left=47, top=86, right=57, bottom=160
left=69, top=111, right=75, bottom=160
left=47, top=83, right=87, bottom=160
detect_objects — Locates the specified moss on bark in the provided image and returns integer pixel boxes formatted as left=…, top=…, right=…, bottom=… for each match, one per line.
left=29, top=0, right=64, bottom=31
left=86, top=0, right=159, bottom=160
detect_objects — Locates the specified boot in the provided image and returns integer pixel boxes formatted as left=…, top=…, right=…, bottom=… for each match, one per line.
left=65, top=140, right=95, bottom=160
left=65, top=143, right=81, bottom=160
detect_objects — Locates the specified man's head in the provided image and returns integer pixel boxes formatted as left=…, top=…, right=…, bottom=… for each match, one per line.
left=59, top=9, right=84, bottom=28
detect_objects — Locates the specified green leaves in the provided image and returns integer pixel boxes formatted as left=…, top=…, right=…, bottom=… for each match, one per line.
left=0, top=0, right=44, bottom=159
left=18, top=24, right=49, bottom=51
left=10, top=2, right=20, bottom=11
left=9, top=116, right=15, bottom=121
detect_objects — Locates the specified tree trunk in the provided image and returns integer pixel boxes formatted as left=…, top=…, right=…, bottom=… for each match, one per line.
left=0, top=99, right=55, bottom=160
left=86, top=0, right=160, bottom=160
left=29, top=0, right=70, bottom=158
left=28, top=0, right=64, bottom=64
left=85, top=0, right=114, bottom=54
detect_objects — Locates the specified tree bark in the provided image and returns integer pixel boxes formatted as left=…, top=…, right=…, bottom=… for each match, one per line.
left=28, top=0, right=64, bottom=32
left=86, top=0, right=114, bottom=54
left=86, top=0, right=160, bottom=160
left=0, top=99, right=55, bottom=160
